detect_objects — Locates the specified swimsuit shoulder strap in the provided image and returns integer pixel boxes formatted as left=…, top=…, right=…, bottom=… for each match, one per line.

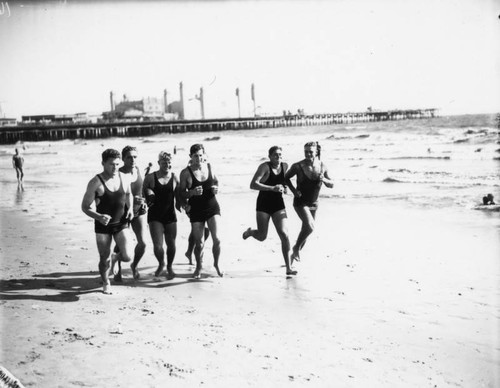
left=97, top=174, right=106, bottom=186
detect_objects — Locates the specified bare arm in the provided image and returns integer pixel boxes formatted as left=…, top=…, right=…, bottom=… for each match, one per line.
left=81, top=177, right=110, bottom=226
left=121, top=173, right=134, bottom=221
left=250, top=162, right=285, bottom=193
left=173, top=173, right=184, bottom=211
left=142, top=173, right=155, bottom=206
left=284, top=162, right=300, bottom=197
left=179, top=168, right=199, bottom=200
left=210, top=165, right=219, bottom=195
left=320, top=162, right=334, bottom=188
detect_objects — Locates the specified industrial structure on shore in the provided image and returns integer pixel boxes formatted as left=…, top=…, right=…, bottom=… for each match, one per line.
left=0, top=81, right=439, bottom=144
left=0, top=108, right=438, bottom=145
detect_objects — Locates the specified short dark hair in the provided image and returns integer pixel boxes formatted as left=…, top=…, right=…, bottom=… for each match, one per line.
left=304, top=141, right=321, bottom=159
left=121, top=145, right=137, bottom=159
left=102, top=148, right=121, bottom=162
left=190, top=144, right=205, bottom=155
left=268, top=146, right=282, bottom=156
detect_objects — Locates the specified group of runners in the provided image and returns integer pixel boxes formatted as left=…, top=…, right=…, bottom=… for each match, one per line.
left=81, top=142, right=333, bottom=295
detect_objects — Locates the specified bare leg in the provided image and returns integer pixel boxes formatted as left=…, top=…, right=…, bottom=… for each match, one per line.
left=163, top=222, right=177, bottom=279
left=207, top=215, right=223, bottom=277
left=149, top=221, right=166, bottom=277
left=243, top=211, right=270, bottom=241
left=130, top=215, right=147, bottom=279
left=191, top=222, right=206, bottom=278
left=292, top=206, right=316, bottom=262
left=271, top=210, right=296, bottom=275
left=186, top=227, right=209, bottom=264
left=95, top=233, right=113, bottom=294
left=185, top=232, right=195, bottom=265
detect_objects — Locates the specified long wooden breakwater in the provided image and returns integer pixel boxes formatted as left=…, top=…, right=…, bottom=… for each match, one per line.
left=0, top=109, right=437, bottom=145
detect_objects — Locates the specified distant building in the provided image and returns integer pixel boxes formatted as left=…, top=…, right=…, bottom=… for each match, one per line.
left=0, top=118, right=17, bottom=127
left=104, top=95, right=180, bottom=122
left=21, top=113, right=91, bottom=125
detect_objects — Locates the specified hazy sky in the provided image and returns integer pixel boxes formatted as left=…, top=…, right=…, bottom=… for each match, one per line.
left=0, top=0, right=499, bottom=119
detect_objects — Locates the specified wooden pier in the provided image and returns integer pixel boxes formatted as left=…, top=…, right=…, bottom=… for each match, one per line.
left=0, top=109, right=437, bottom=145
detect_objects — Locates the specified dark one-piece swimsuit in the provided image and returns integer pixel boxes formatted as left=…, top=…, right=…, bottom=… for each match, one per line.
left=256, top=162, right=286, bottom=215
left=147, top=172, right=177, bottom=224
left=187, top=163, right=221, bottom=223
left=94, top=174, right=130, bottom=235
left=293, top=163, right=322, bottom=210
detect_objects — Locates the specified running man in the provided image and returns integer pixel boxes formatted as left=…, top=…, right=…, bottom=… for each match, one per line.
left=81, top=149, right=134, bottom=294
left=111, top=146, right=148, bottom=281
left=12, top=148, right=24, bottom=186
left=143, top=151, right=179, bottom=279
left=179, top=144, right=223, bottom=279
left=243, top=146, right=297, bottom=275
left=285, top=141, right=334, bottom=263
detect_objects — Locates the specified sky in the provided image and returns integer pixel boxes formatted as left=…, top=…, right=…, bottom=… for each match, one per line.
left=0, top=0, right=499, bottom=120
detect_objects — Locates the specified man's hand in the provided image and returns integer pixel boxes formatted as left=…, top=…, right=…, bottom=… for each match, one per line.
left=98, top=214, right=112, bottom=226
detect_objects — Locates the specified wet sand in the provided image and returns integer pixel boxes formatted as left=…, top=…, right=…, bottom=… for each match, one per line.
left=1, top=174, right=499, bottom=386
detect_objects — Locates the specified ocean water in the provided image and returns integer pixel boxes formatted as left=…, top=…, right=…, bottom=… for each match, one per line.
left=0, top=114, right=498, bottom=219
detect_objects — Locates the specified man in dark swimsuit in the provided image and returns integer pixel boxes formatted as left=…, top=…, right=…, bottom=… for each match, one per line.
left=179, top=144, right=223, bottom=279
left=285, top=142, right=334, bottom=263
left=12, top=148, right=24, bottom=187
left=242, top=146, right=297, bottom=276
left=81, top=149, right=134, bottom=294
left=143, top=151, right=179, bottom=279
left=111, top=146, right=148, bottom=282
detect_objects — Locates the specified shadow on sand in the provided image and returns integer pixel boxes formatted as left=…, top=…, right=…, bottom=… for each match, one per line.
left=0, top=267, right=217, bottom=303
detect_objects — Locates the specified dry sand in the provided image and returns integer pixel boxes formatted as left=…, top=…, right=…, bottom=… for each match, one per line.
left=1, top=167, right=499, bottom=387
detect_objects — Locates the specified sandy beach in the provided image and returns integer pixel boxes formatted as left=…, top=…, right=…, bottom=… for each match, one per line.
left=1, top=121, right=499, bottom=387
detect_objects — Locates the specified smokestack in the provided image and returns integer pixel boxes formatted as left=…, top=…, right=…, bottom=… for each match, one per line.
left=109, top=91, right=115, bottom=112
left=179, top=82, right=185, bottom=120
left=199, top=87, right=205, bottom=120
left=163, top=89, right=168, bottom=113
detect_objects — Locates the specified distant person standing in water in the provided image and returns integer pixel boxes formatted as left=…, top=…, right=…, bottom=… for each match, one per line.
left=483, top=193, right=496, bottom=205
left=81, top=149, right=134, bottom=295
left=12, top=148, right=24, bottom=186
left=242, top=146, right=297, bottom=276
left=144, top=162, right=153, bottom=176
left=143, top=151, right=179, bottom=279
left=111, top=146, right=148, bottom=282
left=285, top=141, right=334, bottom=263
left=179, top=144, right=223, bottom=279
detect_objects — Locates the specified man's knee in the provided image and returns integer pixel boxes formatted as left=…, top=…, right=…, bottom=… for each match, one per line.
left=304, top=222, right=314, bottom=235
left=254, top=232, right=267, bottom=242
left=153, top=244, right=164, bottom=256
left=277, top=230, right=289, bottom=243
left=136, top=240, right=146, bottom=252
left=211, top=235, right=221, bottom=248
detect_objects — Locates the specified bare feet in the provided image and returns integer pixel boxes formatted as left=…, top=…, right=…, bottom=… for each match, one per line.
left=155, top=262, right=165, bottom=277
left=103, top=283, right=113, bottom=295
left=193, top=267, right=202, bottom=279
left=291, top=247, right=300, bottom=263
left=130, top=263, right=140, bottom=280
left=286, top=268, right=298, bottom=276
left=113, top=273, right=123, bottom=283
left=166, top=267, right=176, bottom=280
left=214, top=264, right=223, bottom=277
left=242, top=227, right=252, bottom=240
